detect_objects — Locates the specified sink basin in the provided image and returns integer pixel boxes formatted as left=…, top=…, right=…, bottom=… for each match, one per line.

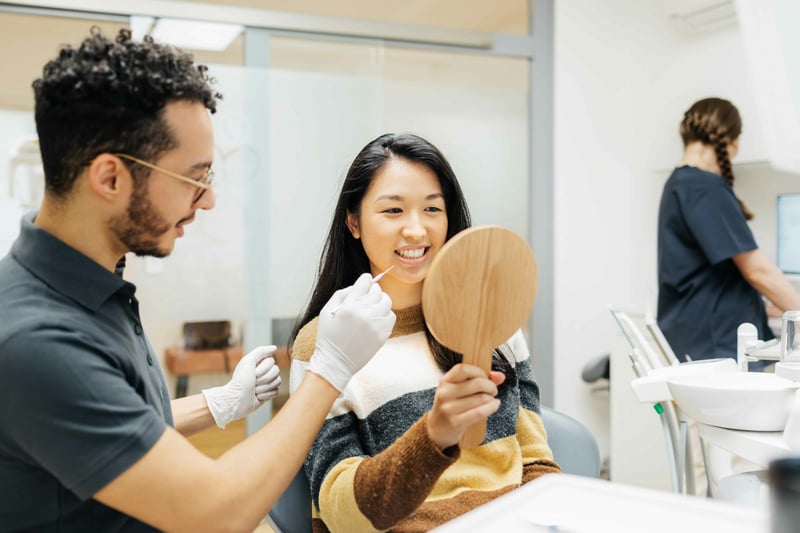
left=667, top=372, right=800, bottom=431
left=630, top=358, right=738, bottom=403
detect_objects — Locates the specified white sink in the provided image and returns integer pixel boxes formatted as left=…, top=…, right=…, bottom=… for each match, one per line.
left=667, top=372, right=800, bottom=431
left=630, top=358, right=738, bottom=403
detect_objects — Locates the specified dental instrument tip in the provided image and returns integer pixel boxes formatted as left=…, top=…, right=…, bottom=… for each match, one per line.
left=371, top=265, right=394, bottom=283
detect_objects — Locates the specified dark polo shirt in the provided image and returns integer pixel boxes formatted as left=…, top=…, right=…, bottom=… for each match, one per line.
left=0, top=213, right=172, bottom=531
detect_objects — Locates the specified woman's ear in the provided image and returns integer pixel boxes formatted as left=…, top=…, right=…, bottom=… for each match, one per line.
left=346, top=211, right=360, bottom=239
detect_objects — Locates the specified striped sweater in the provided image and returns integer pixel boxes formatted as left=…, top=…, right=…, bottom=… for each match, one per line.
left=289, top=305, right=560, bottom=533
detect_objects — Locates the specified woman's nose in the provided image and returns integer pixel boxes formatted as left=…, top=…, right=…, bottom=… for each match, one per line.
left=402, top=215, right=425, bottom=239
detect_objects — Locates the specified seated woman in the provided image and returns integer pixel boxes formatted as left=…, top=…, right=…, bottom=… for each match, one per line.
left=289, top=133, right=559, bottom=533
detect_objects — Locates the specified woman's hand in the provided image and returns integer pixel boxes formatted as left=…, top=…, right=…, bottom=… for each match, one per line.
left=426, top=364, right=506, bottom=450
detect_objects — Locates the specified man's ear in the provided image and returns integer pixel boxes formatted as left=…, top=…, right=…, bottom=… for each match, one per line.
left=345, top=211, right=360, bottom=239
left=86, top=154, right=131, bottom=201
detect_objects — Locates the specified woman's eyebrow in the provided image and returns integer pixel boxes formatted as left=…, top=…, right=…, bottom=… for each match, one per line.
left=374, top=194, right=402, bottom=202
left=374, top=192, right=444, bottom=202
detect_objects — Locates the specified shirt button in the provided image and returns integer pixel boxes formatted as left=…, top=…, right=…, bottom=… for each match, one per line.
left=147, top=355, right=153, bottom=365
left=134, top=323, right=143, bottom=335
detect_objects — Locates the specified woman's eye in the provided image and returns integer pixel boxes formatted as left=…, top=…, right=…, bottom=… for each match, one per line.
left=382, top=208, right=402, bottom=214
left=425, top=206, right=444, bottom=212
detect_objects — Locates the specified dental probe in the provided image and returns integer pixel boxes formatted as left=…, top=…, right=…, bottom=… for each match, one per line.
left=330, top=266, right=394, bottom=316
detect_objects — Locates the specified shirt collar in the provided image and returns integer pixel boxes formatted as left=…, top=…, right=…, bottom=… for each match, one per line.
left=12, top=211, right=129, bottom=311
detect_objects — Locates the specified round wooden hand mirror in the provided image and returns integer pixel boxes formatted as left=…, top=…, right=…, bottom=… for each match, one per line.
left=422, top=225, right=538, bottom=448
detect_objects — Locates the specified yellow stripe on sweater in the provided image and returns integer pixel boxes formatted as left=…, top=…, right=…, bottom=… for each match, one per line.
left=517, top=408, right=555, bottom=463
left=318, top=457, right=382, bottom=533
left=426, top=434, right=522, bottom=501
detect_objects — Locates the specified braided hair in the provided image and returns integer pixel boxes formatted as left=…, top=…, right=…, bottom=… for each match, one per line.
left=679, top=97, right=753, bottom=220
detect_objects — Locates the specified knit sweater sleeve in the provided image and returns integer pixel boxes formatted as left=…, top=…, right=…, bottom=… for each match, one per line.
left=290, top=319, right=459, bottom=533
left=321, top=415, right=458, bottom=532
left=507, top=331, right=561, bottom=482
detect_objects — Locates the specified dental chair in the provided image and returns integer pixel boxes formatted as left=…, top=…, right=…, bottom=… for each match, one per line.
left=266, top=406, right=601, bottom=533
left=609, top=306, right=700, bottom=495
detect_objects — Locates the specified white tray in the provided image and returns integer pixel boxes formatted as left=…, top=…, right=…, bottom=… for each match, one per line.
left=432, top=474, right=767, bottom=533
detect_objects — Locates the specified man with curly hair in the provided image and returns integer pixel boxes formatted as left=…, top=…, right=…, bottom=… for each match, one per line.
left=0, top=28, right=394, bottom=531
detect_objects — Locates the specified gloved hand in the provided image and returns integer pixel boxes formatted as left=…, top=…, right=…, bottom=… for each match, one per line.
left=308, top=272, right=395, bottom=392
left=202, top=345, right=281, bottom=428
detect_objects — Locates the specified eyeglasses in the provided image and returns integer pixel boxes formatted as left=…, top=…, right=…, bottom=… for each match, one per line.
left=115, top=153, right=214, bottom=204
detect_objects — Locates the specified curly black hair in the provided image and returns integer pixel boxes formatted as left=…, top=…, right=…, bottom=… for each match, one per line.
left=33, top=27, right=222, bottom=196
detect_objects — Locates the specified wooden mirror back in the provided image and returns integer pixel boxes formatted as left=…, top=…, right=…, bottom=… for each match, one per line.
left=422, top=225, right=537, bottom=448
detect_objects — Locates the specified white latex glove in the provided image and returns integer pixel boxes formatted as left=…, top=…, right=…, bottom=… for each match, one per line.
left=308, top=273, right=395, bottom=392
left=202, top=345, right=281, bottom=428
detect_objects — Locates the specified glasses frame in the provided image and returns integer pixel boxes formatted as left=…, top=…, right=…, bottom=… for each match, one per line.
left=114, top=153, right=213, bottom=203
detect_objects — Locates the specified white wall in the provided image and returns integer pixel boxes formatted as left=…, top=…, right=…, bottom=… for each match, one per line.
left=552, top=0, right=778, bottom=476
left=553, top=0, right=670, bottom=467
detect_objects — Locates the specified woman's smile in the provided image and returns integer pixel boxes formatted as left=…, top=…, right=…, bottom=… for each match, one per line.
left=396, top=246, right=429, bottom=262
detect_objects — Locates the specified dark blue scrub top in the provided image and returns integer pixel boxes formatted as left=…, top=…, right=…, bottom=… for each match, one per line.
left=657, top=165, right=772, bottom=362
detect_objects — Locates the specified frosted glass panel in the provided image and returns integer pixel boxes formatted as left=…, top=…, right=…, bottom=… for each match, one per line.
left=382, top=80, right=529, bottom=237
left=125, top=63, right=271, bottom=397
left=0, top=28, right=530, bottom=398
left=266, top=37, right=530, bottom=320
left=0, top=110, right=37, bottom=257
left=267, top=68, right=382, bottom=316
left=380, top=48, right=529, bottom=236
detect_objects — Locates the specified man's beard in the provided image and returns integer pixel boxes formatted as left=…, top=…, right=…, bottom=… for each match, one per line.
left=111, top=180, right=175, bottom=258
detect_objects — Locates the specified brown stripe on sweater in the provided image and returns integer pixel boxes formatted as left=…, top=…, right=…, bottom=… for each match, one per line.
left=523, top=459, right=561, bottom=483
left=389, top=484, right=518, bottom=532
left=291, top=317, right=319, bottom=363
left=391, top=305, right=424, bottom=337
left=353, top=413, right=458, bottom=530
left=290, top=305, right=425, bottom=364
left=393, top=479, right=556, bottom=533
left=311, top=517, right=329, bottom=533
left=310, top=482, right=540, bottom=533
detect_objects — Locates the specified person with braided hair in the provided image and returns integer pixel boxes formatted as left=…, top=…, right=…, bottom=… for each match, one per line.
left=657, top=97, right=800, bottom=365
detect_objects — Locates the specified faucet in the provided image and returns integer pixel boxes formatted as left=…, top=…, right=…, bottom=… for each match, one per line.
left=736, top=322, right=780, bottom=371
left=738, top=314, right=800, bottom=375
left=737, top=323, right=759, bottom=371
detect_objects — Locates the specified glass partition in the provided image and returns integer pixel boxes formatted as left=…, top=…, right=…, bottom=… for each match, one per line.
left=0, top=9, right=531, bottom=425
left=266, top=36, right=530, bottom=321
left=0, top=12, right=126, bottom=256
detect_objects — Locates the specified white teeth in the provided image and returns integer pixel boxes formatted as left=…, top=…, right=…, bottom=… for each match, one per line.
left=398, top=248, right=425, bottom=259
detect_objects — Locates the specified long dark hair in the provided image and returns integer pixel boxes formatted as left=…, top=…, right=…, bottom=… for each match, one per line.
left=290, top=133, right=512, bottom=374
left=680, top=97, right=752, bottom=220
